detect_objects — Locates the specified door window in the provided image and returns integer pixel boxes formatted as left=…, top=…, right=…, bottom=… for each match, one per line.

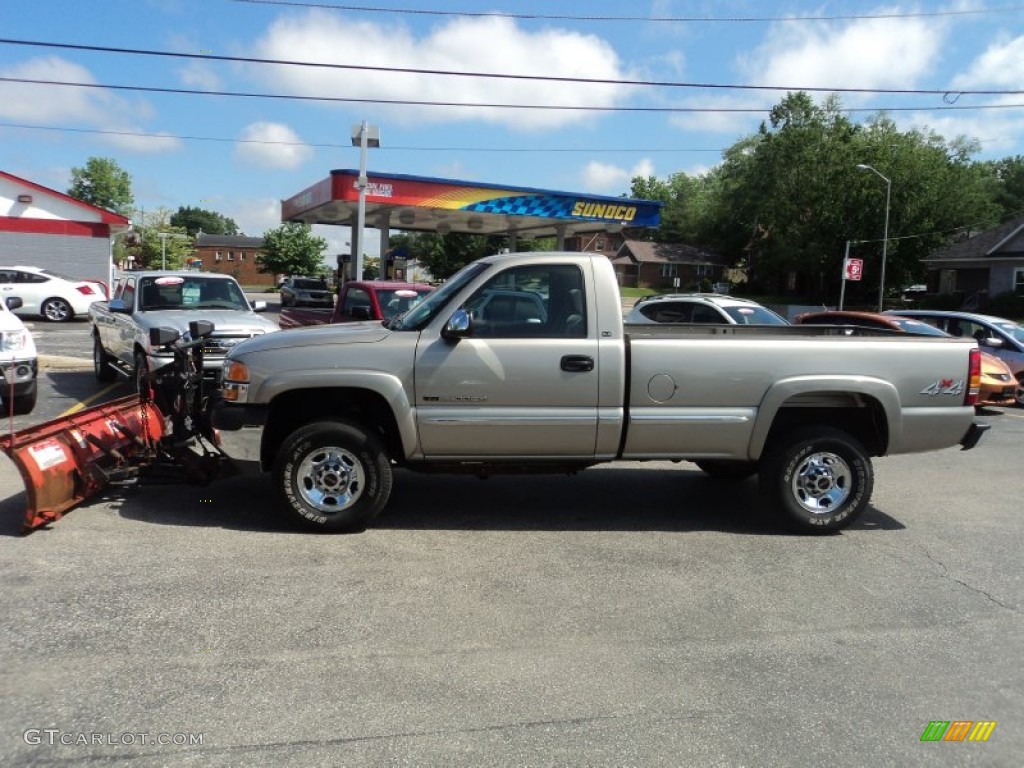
left=463, top=264, right=586, bottom=338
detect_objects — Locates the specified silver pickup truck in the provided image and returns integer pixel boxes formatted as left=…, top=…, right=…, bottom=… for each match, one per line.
left=211, top=252, right=988, bottom=534
left=90, top=271, right=279, bottom=391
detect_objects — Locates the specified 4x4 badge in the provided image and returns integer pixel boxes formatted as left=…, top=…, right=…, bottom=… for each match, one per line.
left=920, top=378, right=964, bottom=396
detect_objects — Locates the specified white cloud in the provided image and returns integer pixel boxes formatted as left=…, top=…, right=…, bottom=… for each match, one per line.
left=953, top=34, right=1024, bottom=88
left=0, top=56, right=181, bottom=153
left=234, top=122, right=314, bottom=169
left=226, top=197, right=282, bottom=237
left=742, top=13, right=946, bottom=93
left=580, top=158, right=655, bottom=194
left=178, top=61, right=221, bottom=91
left=250, top=10, right=635, bottom=130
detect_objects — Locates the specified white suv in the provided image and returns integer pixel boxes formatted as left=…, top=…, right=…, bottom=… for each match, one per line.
left=0, top=296, right=37, bottom=414
left=625, top=293, right=788, bottom=325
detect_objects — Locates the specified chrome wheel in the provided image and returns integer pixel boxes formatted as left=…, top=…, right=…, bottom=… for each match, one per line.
left=41, top=297, right=72, bottom=322
left=296, top=446, right=365, bottom=513
left=790, top=451, right=852, bottom=514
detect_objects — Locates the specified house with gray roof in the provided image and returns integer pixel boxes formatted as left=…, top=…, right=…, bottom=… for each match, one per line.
left=922, top=216, right=1024, bottom=303
left=610, top=239, right=731, bottom=290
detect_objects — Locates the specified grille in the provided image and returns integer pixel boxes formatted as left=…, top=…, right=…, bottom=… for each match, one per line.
left=200, top=335, right=252, bottom=355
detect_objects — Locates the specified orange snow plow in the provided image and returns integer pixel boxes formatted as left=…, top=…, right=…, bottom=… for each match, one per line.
left=2, top=321, right=229, bottom=534
left=2, top=395, right=166, bottom=533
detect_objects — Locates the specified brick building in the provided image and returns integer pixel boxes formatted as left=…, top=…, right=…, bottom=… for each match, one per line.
left=192, top=233, right=273, bottom=286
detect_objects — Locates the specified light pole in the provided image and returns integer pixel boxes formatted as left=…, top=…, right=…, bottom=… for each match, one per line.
left=350, top=121, right=380, bottom=282
left=856, top=163, right=891, bottom=312
left=157, top=232, right=188, bottom=270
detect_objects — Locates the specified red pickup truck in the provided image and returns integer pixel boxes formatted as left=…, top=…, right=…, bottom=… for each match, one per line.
left=278, top=280, right=434, bottom=329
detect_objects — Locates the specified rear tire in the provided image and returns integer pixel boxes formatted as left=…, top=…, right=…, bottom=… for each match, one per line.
left=759, top=426, right=873, bottom=534
left=695, top=460, right=758, bottom=480
left=273, top=420, right=392, bottom=533
left=41, top=297, right=73, bottom=322
left=94, top=336, right=116, bottom=382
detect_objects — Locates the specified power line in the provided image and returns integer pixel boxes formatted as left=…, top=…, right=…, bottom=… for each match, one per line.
left=1, top=38, right=1023, bottom=96
left=0, top=121, right=724, bottom=151
left=5, top=76, right=1024, bottom=113
left=228, top=0, right=1024, bottom=24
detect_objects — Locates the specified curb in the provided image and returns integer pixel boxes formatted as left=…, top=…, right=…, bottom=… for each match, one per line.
left=39, top=355, right=94, bottom=370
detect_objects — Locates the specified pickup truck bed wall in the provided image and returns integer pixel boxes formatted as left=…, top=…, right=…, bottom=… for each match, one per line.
left=212, top=252, right=987, bottom=535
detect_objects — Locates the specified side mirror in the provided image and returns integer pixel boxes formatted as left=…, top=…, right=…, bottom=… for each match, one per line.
left=442, top=308, right=472, bottom=341
left=250, top=300, right=267, bottom=312
left=4, top=296, right=22, bottom=311
left=351, top=305, right=372, bottom=320
left=149, top=326, right=180, bottom=347
left=982, top=336, right=1004, bottom=348
left=189, top=320, right=215, bottom=339
left=109, top=298, right=130, bottom=314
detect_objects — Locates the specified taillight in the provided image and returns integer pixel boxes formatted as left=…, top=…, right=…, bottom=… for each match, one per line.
left=965, top=347, right=981, bottom=406
left=76, top=285, right=95, bottom=295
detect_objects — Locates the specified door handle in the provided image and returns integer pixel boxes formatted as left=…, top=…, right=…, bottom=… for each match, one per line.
left=560, top=355, right=594, bottom=372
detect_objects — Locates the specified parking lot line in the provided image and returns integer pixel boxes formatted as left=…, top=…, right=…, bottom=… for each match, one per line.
left=60, top=383, right=122, bottom=417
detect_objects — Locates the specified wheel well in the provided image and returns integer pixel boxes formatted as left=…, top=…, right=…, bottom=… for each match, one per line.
left=763, top=393, right=888, bottom=456
left=261, top=387, right=403, bottom=469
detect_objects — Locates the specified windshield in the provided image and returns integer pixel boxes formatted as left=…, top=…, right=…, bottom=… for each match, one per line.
left=376, top=288, right=432, bottom=320
left=888, top=318, right=950, bottom=336
left=138, top=276, right=250, bottom=311
left=723, top=306, right=788, bottom=325
left=994, top=321, right=1024, bottom=344
left=292, top=279, right=327, bottom=290
left=391, top=262, right=489, bottom=331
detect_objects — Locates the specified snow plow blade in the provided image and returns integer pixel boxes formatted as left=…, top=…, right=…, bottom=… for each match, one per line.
left=2, top=395, right=165, bottom=534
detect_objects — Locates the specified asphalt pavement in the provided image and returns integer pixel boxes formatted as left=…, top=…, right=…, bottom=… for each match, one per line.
left=0, top=314, right=1020, bottom=767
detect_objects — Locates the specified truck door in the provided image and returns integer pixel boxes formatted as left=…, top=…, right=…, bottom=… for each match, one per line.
left=414, top=263, right=600, bottom=458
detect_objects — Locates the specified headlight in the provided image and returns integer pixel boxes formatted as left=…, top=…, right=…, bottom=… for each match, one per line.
left=1, top=330, right=29, bottom=352
left=221, top=359, right=250, bottom=403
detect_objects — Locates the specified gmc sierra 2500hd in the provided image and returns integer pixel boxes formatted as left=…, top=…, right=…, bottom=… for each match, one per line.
left=211, top=252, right=988, bottom=534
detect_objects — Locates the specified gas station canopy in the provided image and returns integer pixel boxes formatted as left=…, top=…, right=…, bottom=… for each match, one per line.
left=282, top=170, right=661, bottom=242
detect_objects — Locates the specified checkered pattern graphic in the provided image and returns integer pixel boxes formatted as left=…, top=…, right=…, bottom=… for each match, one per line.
left=465, top=195, right=575, bottom=218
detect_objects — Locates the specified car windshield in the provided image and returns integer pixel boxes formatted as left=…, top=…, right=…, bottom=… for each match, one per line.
left=888, top=318, right=950, bottom=336
left=138, top=276, right=249, bottom=311
left=292, top=279, right=327, bottom=290
left=722, top=306, right=788, bottom=325
left=376, top=288, right=431, bottom=320
left=391, top=262, right=489, bottom=331
left=994, top=321, right=1024, bottom=343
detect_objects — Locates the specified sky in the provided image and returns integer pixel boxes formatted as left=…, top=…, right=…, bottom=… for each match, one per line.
left=1, top=0, right=1023, bottom=257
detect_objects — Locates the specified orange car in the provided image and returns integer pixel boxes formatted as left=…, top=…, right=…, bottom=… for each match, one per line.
left=796, top=310, right=1017, bottom=406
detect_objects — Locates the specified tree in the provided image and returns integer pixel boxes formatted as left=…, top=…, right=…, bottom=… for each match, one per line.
left=170, top=206, right=239, bottom=236
left=260, top=223, right=327, bottom=277
left=68, top=157, right=134, bottom=216
left=120, top=209, right=193, bottom=270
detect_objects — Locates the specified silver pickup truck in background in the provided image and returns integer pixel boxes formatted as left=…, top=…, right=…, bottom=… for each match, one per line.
left=211, top=252, right=989, bottom=535
left=90, top=271, right=279, bottom=392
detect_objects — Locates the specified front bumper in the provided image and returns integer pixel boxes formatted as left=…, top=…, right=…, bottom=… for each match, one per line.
left=959, top=420, right=990, bottom=451
left=0, top=357, right=38, bottom=394
left=210, top=400, right=268, bottom=472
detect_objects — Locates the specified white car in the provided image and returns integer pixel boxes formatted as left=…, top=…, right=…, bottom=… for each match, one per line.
left=0, top=266, right=107, bottom=322
left=625, top=293, right=788, bottom=325
left=0, top=296, right=38, bottom=414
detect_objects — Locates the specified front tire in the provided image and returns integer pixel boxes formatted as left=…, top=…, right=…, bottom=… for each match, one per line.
left=133, top=352, right=151, bottom=397
left=759, top=427, right=873, bottom=534
left=2, top=381, right=36, bottom=415
left=41, top=297, right=73, bottom=322
left=273, top=420, right=393, bottom=533
left=1015, top=374, right=1024, bottom=408
left=94, top=335, right=116, bottom=382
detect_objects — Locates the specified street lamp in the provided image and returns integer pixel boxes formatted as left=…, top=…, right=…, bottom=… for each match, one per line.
left=157, top=232, right=189, bottom=270
left=351, top=121, right=380, bottom=282
left=856, top=163, right=892, bottom=312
